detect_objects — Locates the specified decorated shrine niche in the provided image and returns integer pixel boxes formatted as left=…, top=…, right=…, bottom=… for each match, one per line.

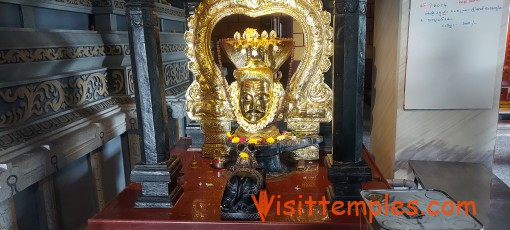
left=184, top=0, right=335, bottom=220
left=185, top=0, right=333, bottom=159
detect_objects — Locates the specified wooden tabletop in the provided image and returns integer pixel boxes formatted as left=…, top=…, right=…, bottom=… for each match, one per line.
left=89, top=139, right=388, bottom=229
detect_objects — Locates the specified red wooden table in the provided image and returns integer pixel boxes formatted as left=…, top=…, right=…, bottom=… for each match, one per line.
left=89, top=139, right=388, bottom=229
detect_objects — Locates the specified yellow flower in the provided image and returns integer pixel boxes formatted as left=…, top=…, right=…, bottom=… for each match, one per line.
left=232, top=137, right=240, bottom=143
left=266, top=137, right=275, bottom=143
left=227, top=132, right=232, bottom=138
left=248, top=138, right=258, bottom=144
left=239, top=152, right=249, bottom=158
left=276, top=135, right=286, bottom=141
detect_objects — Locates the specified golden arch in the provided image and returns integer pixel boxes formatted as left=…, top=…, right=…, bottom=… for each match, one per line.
left=185, top=0, right=333, bottom=157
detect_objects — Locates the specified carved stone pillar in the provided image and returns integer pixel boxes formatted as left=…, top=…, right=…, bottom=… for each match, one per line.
left=0, top=197, right=16, bottom=230
left=127, top=130, right=142, bottom=169
left=38, top=177, right=58, bottom=230
left=332, top=0, right=366, bottom=163
left=326, top=0, right=372, bottom=203
left=90, top=149, right=106, bottom=210
left=125, top=0, right=182, bottom=208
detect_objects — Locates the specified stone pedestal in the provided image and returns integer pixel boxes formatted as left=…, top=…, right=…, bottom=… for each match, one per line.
left=130, top=156, right=183, bottom=208
left=324, top=154, right=371, bottom=202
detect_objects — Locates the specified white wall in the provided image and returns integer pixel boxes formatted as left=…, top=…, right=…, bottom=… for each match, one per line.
left=372, top=0, right=509, bottom=179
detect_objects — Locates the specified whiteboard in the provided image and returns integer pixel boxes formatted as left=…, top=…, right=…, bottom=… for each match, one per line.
left=404, top=0, right=506, bottom=109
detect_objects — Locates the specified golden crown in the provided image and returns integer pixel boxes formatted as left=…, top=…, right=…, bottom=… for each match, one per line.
left=221, top=28, right=293, bottom=71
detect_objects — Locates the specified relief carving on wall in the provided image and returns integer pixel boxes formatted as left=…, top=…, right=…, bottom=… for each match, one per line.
left=127, top=68, right=134, bottom=94
left=91, top=0, right=113, bottom=7
left=156, top=5, right=186, bottom=18
left=0, top=45, right=129, bottom=65
left=51, top=0, right=92, bottom=7
left=108, top=69, right=126, bottom=95
left=112, top=0, right=184, bottom=17
left=0, top=71, right=108, bottom=129
left=161, top=44, right=186, bottom=53
left=0, top=43, right=180, bottom=65
left=114, top=0, right=125, bottom=9
left=0, top=99, right=118, bottom=151
left=164, top=61, right=189, bottom=88
left=107, top=67, right=134, bottom=96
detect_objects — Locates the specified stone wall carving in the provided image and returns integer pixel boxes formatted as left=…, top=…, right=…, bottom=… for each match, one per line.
left=114, top=0, right=125, bottom=9
left=107, top=60, right=188, bottom=98
left=108, top=69, right=127, bottom=95
left=161, top=44, right=186, bottom=53
left=107, top=0, right=184, bottom=17
left=156, top=4, right=186, bottom=18
left=0, top=45, right=129, bottom=65
left=0, top=71, right=108, bottom=129
left=51, top=0, right=92, bottom=7
left=91, top=0, right=113, bottom=7
left=164, top=61, right=189, bottom=88
left=107, top=67, right=134, bottom=96
left=0, top=2, right=188, bottom=227
left=0, top=99, right=117, bottom=152
left=0, top=44, right=183, bottom=65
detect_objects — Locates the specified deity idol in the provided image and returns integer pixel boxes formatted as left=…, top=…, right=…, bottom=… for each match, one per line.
left=219, top=29, right=294, bottom=220
left=222, top=28, right=293, bottom=140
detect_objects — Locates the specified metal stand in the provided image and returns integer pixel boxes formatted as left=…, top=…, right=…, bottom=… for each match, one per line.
left=125, top=0, right=182, bottom=208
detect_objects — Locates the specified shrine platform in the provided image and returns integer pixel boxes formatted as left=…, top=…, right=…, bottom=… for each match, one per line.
left=88, top=138, right=389, bottom=229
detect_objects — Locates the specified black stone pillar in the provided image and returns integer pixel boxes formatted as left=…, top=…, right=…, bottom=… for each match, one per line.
left=325, top=0, right=372, bottom=202
left=126, top=0, right=182, bottom=208
left=332, top=0, right=366, bottom=163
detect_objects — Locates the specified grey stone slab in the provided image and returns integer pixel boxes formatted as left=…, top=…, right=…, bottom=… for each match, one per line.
left=410, top=160, right=510, bottom=230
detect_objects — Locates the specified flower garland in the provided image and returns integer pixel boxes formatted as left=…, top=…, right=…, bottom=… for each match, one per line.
left=227, top=130, right=297, bottom=145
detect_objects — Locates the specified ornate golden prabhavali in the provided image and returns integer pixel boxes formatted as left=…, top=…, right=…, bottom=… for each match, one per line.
left=185, top=0, right=333, bottom=158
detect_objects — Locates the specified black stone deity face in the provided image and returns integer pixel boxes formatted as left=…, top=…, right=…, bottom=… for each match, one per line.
left=240, top=79, right=271, bottom=123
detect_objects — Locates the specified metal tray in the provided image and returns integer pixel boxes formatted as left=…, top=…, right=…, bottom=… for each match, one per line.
left=360, top=189, right=484, bottom=230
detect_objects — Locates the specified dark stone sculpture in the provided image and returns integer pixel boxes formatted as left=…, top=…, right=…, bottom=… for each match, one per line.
left=220, top=144, right=264, bottom=220
left=227, top=136, right=323, bottom=174
left=220, top=136, right=323, bottom=220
